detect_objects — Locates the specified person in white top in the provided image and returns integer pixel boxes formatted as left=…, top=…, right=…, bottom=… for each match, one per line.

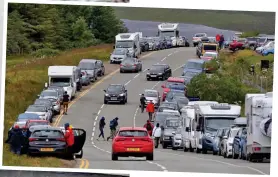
left=152, top=123, right=162, bottom=148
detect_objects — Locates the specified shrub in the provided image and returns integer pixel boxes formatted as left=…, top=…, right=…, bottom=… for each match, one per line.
left=240, top=31, right=260, bottom=38
left=31, top=48, right=60, bottom=58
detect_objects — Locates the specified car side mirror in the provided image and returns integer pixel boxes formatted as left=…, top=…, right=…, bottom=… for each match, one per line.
left=185, top=127, right=190, bottom=132
left=223, top=136, right=228, bottom=139
left=125, top=89, right=127, bottom=92
left=172, top=132, right=176, bottom=135
left=44, top=82, right=48, bottom=88
left=113, top=45, right=115, bottom=49
left=103, top=89, right=106, bottom=92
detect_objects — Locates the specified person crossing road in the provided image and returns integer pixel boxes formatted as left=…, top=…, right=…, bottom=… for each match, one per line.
left=107, top=117, right=119, bottom=141
left=144, top=120, right=154, bottom=136
left=146, top=100, right=155, bottom=121
left=140, top=93, right=147, bottom=113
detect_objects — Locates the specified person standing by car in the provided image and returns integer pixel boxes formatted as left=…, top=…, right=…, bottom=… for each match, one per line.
left=144, top=120, right=154, bottom=136
left=9, top=125, right=24, bottom=155
left=107, top=117, right=119, bottom=141
left=64, top=123, right=74, bottom=157
left=140, top=93, right=147, bottom=113
left=216, top=34, right=220, bottom=43
left=146, top=100, right=155, bottom=121
left=219, top=35, right=225, bottom=49
left=97, top=117, right=106, bottom=141
left=152, top=123, right=162, bottom=148
left=62, top=91, right=70, bottom=115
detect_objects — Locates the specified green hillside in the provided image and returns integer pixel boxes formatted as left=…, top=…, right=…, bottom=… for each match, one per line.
left=113, top=7, right=275, bottom=34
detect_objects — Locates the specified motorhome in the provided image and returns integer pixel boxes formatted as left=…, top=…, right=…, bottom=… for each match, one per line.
left=245, top=92, right=272, bottom=162
left=47, top=66, right=78, bottom=100
left=181, top=101, right=219, bottom=152
left=158, top=23, right=181, bottom=47
left=78, top=59, right=98, bottom=82
left=115, top=33, right=141, bottom=58
left=194, top=103, right=241, bottom=154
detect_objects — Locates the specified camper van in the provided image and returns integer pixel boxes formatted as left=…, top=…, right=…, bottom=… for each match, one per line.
left=115, top=33, right=141, bottom=58
left=78, top=59, right=98, bottom=82
left=245, top=93, right=272, bottom=162
left=194, top=103, right=241, bottom=154
left=181, top=101, right=219, bottom=152
left=158, top=23, right=181, bottom=47
left=47, top=66, right=79, bottom=100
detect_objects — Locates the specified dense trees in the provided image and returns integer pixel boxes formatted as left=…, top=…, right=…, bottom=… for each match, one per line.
left=7, top=4, right=128, bottom=56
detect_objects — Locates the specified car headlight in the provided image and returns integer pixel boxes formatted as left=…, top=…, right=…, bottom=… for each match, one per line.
left=119, top=93, right=124, bottom=96
left=146, top=73, right=150, bottom=75
left=105, top=94, right=109, bottom=96
left=175, top=137, right=182, bottom=140
left=164, top=136, right=170, bottom=140
left=158, top=73, right=163, bottom=75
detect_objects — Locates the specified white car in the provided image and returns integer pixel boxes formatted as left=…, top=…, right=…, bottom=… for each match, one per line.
left=200, top=51, right=219, bottom=60
left=222, top=127, right=241, bottom=158
left=25, top=105, right=52, bottom=122
left=172, top=127, right=183, bottom=150
left=193, top=33, right=207, bottom=47
left=162, top=109, right=180, bottom=115
left=141, top=89, right=161, bottom=108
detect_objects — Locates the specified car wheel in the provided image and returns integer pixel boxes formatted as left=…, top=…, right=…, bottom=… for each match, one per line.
left=213, top=151, right=217, bottom=155
left=189, top=143, right=194, bottom=152
left=202, top=148, right=207, bottom=154
left=172, top=146, right=178, bottom=150
left=104, top=100, right=108, bottom=104
left=218, top=148, right=222, bottom=156
left=232, top=148, right=239, bottom=159
left=112, top=153, right=118, bottom=161
left=146, top=153, right=154, bottom=161
left=75, top=149, right=83, bottom=159
left=183, top=145, right=188, bottom=152
left=120, top=70, right=123, bottom=73
left=110, top=61, right=113, bottom=64
left=147, top=78, right=150, bottom=81
left=196, top=148, right=201, bottom=153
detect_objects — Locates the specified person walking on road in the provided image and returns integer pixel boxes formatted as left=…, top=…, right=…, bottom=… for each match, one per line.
left=62, top=91, right=70, bottom=115
left=107, top=117, right=119, bottom=141
left=64, top=123, right=75, bottom=158
left=97, top=117, right=106, bottom=141
left=9, top=125, right=24, bottom=155
left=146, top=100, right=155, bottom=121
left=144, top=120, right=154, bottom=136
left=152, top=123, right=162, bottom=148
left=140, top=93, right=147, bottom=113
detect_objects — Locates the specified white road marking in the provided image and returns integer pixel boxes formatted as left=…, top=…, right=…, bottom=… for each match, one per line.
left=161, top=57, right=167, bottom=61
left=134, top=74, right=140, bottom=78
left=93, top=127, right=95, bottom=132
left=133, top=107, right=139, bottom=127
left=95, top=116, right=98, bottom=121
left=147, top=161, right=168, bottom=172
left=94, top=122, right=96, bottom=126
left=101, top=104, right=104, bottom=109
left=143, top=69, right=148, bottom=72
left=125, top=80, right=132, bottom=86
left=97, top=110, right=101, bottom=115
left=151, top=81, right=161, bottom=89
left=168, top=53, right=172, bottom=56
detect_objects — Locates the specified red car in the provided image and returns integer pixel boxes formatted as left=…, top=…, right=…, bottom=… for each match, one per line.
left=229, top=38, right=247, bottom=51
left=25, top=119, right=49, bottom=129
left=161, top=77, right=185, bottom=101
left=112, top=127, right=154, bottom=161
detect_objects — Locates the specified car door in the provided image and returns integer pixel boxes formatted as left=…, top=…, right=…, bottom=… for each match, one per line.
left=71, top=128, right=86, bottom=153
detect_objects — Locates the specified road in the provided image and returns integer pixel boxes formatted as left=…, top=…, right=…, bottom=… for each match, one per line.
left=55, top=47, right=270, bottom=175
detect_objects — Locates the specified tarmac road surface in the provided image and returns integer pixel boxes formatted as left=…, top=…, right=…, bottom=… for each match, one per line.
left=57, top=47, right=270, bottom=174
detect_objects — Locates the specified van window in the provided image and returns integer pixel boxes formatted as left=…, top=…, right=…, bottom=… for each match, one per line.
left=203, top=45, right=217, bottom=51
left=50, top=78, right=71, bottom=87
left=79, top=62, right=95, bottom=70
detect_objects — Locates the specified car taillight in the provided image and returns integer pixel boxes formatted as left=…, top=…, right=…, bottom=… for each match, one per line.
left=252, top=142, right=261, bottom=151
left=29, top=138, right=36, bottom=142
left=56, top=138, right=65, bottom=142
left=56, top=101, right=60, bottom=105
left=115, top=138, right=125, bottom=142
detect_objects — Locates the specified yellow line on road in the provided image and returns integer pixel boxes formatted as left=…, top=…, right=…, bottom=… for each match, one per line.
left=79, top=159, right=85, bottom=168
left=84, top=159, right=90, bottom=169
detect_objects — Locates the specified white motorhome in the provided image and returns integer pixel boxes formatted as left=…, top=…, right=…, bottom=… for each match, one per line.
left=194, top=103, right=241, bottom=154
left=245, top=93, right=272, bottom=162
left=181, top=101, right=219, bottom=152
left=158, top=23, right=181, bottom=47
left=47, top=66, right=78, bottom=100
left=115, top=33, right=141, bottom=58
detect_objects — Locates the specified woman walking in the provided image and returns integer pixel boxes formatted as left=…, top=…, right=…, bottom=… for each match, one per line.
left=97, top=117, right=106, bottom=141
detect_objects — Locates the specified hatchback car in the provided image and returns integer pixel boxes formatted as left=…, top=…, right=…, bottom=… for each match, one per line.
left=160, top=102, right=178, bottom=110
left=161, top=116, right=182, bottom=148
left=173, top=96, right=189, bottom=112
left=112, top=127, right=154, bottom=161
left=96, top=60, right=105, bottom=76
left=213, top=127, right=230, bottom=155
left=34, top=99, right=54, bottom=117
left=80, top=71, right=91, bottom=86
left=165, top=90, right=185, bottom=102
left=146, top=64, right=172, bottom=81
left=172, top=127, right=183, bottom=150
left=104, top=84, right=127, bottom=104
left=142, top=89, right=161, bottom=108
left=153, top=112, right=179, bottom=127
left=157, top=105, right=177, bottom=113
left=38, top=89, right=61, bottom=114
left=200, top=51, right=218, bottom=60
left=161, top=77, right=185, bottom=100
left=25, top=105, right=52, bottom=122
left=110, top=48, right=129, bottom=64
left=25, top=119, right=50, bottom=129
left=120, top=57, right=142, bottom=73
left=47, top=86, right=64, bottom=103
left=192, top=33, right=207, bottom=47
left=182, top=59, right=205, bottom=76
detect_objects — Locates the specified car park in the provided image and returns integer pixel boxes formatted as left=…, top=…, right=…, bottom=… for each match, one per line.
left=103, top=84, right=127, bottom=104
left=111, top=127, right=154, bottom=161
left=146, top=64, right=171, bottom=81
left=80, top=71, right=91, bottom=86
left=96, top=60, right=105, bottom=76
left=182, top=59, right=205, bottom=76
left=232, top=127, right=247, bottom=159
left=110, top=48, right=130, bottom=64
left=25, top=105, right=52, bottom=122
left=120, top=57, right=142, bottom=73
left=161, top=116, right=182, bottom=148
left=37, top=90, right=61, bottom=114
left=142, top=89, right=161, bottom=108
left=192, top=33, right=207, bottom=47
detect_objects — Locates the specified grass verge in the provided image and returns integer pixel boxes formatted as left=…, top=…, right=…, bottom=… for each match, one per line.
left=3, top=44, right=113, bottom=167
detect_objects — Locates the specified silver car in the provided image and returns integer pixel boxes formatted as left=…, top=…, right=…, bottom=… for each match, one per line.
left=146, top=37, right=156, bottom=51
left=172, top=127, right=183, bottom=150
left=47, top=86, right=64, bottom=103
left=110, top=48, right=129, bottom=64
left=80, top=71, right=90, bottom=86
left=38, top=89, right=61, bottom=114
left=120, top=57, right=142, bottom=73
left=143, top=89, right=161, bottom=108
left=25, top=105, right=52, bottom=122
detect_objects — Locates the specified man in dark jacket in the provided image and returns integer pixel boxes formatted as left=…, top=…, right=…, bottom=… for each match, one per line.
left=107, top=117, right=119, bottom=141
left=10, top=125, right=24, bottom=155
left=62, top=91, right=70, bottom=115
left=140, top=93, right=147, bottom=113
left=144, top=120, right=154, bottom=136
left=97, top=117, right=106, bottom=141
left=219, top=35, right=225, bottom=49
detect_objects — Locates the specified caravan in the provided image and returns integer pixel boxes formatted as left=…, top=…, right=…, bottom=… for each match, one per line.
left=245, top=92, right=272, bottom=162
left=47, top=66, right=79, bottom=101
left=158, top=23, right=181, bottom=47
left=194, top=103, right=241, bottom=154
left=115, top=33, right=141, bottom=58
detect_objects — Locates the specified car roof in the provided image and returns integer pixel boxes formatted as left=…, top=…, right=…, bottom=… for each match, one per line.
left=145, top=89, right=158, bottom=93
left=28, top=104, right=46, bottom=108
left=28, top=119, right=48, bottom=122
left=119, top=127, right=147, bottom=131
left=167, top=77, right=185, bottom=82
left=109, top=84, right=124, bottom=87
left=31, top=125, right=60, bottom=131
left=187, top=59, right=205, bottom=63
left=42, top=89, right=57, bottom=92
left=161, top=101, right=178, bottom=105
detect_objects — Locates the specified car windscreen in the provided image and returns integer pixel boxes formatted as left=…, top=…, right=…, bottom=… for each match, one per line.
left=27, top=106, right=45, bottom=112
left=258, top=38, right=267, bottom=43
left=29, top=122, right=49, bottom=127
left=35, top=99, right=51, bottom=105
left=116, top=41, right=133, bottom=48
left=246, top=37, right=258, bottom=42
left=184, top=71, right=200, bottom=78
left=145, top=91, right=158, bottom=97
left=50, top=78, right=70, bottom=87
left=176, top=97, right=189, bottom=105
left=205, top=118, right=235, bottom=133
left=195, top=34, right=206, bottom=37
left=161, top=103, right=177, bottom=109
left=186, top=62, right=203, bottom=70
left=122, top=59, right=135, bottom=65
left=118, top=130, right=148, bottom=137
left=150, top=65, right=164, bottom=72
left=155, top=114, right=169, bottom=122
left=41, top=91, right=57, bottom=97
left=113, top=49, right=126, bottom=55
left=107, top=85, right=122, bottom=92
left=32, top=130, right=64, bottom=138
left=165, top=81, right=183, bottom=88
left=203, top=45, right=217, bottom=51
left=167, top=91, right=184, bottom=99
left=168, top=83, right=185, bottom=90
left=79, top=62, right=95, bottom=70
left=165, top=119, right=181, bottom=128
left=158, top=106, right=175, bottom=112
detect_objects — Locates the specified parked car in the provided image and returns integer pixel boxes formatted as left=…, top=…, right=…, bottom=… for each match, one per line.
left=25, top=105, right=52, bottom=122
left=96, top=60, right=105, bottom=76
left=161, top=116, right=182, bottom=148
left=34, top=98, right=54, bottom=117
left=164, top=36, right=173, bottom=48
left=161, top=77, right=185, bottom=101
left=16, top=113, right=40, bottom=123
left=141, top=89, right=161, bottom=108
left=256, top=41, right=275, bottom=54
left=146, top=64, right=172, bottom=81
left=110, top=48, right=129, bottom=64
left=183, top=71, right=202, bottom=85
left=172, top=127, right=183, bottom=150
left=200, top=51, right=218, bottom=60
left=140, top=38, right=149, bottom=52
left=208, top=37, right=216, bottom=43
left=47, top=86, right=64, bottom=103
left=218, top=127, right=231, bottom=156
left=165, top=90, right=185, bottom=103
left=255, top=37, right=275, bottom=50
left=153, top=37, right=165, bottom=50
left=25, top=119, right=50, bottom=129
left=80, top=71, right=91, bottom=86
left=196, top=42, right=218, bottom=57
left=111, top=127, right=154, bottom=161
left=145, top=37, right=156, bottom=51
left=37, top=89, right=61, bottom=114
left=229, top=38, right=247, bottom=51
left=160, top=102, right=179, bottom=111
left=245, top=37, right=259, bottom=50
left=183, top=37, right=190, bottom=47
left=103, top=84, right=127, bottom=104
left=222, top=127, right=241, bottom=158
left=262, top=48, right=274, bottom=56
left=213, top=127, right=230, bottom=155
left=232, top=127, right=247, bottom=159
left=182, top=59, right=205, bottom=76
left=174, top=96, right=189, bottom=113
left=153, top=112, right=178, bottom=126
left=120, top=57, right=142, bottom=73
left=192, top=33, right=207, bottom=47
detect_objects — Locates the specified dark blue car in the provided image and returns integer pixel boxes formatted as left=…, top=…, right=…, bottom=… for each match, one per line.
left=232, top=127, right=247, bottom=159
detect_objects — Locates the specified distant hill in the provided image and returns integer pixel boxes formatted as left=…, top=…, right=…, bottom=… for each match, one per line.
left=113, top=7, right=275, bottom=34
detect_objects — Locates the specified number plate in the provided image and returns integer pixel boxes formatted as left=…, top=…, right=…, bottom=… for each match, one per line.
left=126, top=148, right=140, bottom=152
left=40, top=148, right=54, bottom=152
left=111, top=97, right=117, bottom=100
left=151, top=75, right=157, bottom=77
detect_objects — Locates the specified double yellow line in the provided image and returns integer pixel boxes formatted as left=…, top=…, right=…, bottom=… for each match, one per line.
left=79, top=159, right=90, bottom=169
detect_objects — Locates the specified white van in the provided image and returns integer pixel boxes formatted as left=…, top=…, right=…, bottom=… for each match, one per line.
left=115, top=33, right=141, bottom=58
left=245, top=93, right=272, bottom=162
left=47, top=66, right=78, bottom=100
left=78, top=59, right=98, bottom=82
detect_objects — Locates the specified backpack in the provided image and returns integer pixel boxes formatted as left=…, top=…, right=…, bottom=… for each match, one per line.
left=110, top=120, right=115, bottom=128
left=146, top=123, right=152, bottom=131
